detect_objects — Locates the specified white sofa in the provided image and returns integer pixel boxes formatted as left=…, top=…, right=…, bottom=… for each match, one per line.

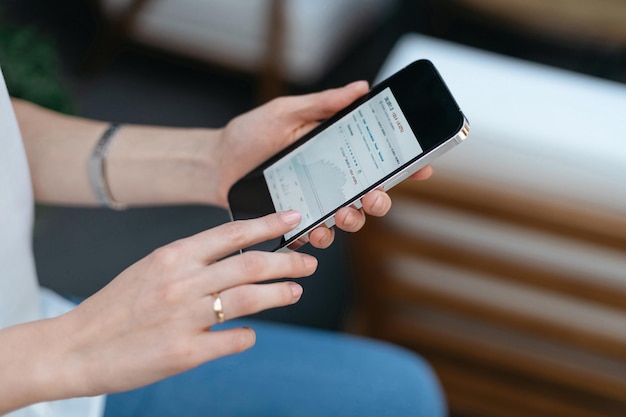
left=377, top=34, right=626, bottom=214
left=350, top=34, right=626, bottom=417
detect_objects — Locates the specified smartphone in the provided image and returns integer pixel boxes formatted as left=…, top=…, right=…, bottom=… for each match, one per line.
left=228, top=59, right=469, bottom=252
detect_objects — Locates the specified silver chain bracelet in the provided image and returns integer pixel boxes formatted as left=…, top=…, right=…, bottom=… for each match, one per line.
left=88, top=123, right=127, bottom=210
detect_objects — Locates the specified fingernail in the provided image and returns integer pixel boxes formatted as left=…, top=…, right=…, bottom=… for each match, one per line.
left=289, top=282, right=303, bottom=299
left=347, top=80, right=369, bottom=90
left=316, top=229, right=334, bottom=248
left=280, top=210, right=301, bottom=226
left=302, top=254, right=318, bottom=270
left=372, top=193, right=385, bottom=213
left=344, top=212, right=359, bottom=229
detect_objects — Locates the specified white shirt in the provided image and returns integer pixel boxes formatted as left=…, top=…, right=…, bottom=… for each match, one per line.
left=0, top=69, right=105, bottom=417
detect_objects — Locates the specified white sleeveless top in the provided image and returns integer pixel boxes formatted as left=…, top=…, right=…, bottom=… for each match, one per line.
left=0, top=69, right=105, bottom=417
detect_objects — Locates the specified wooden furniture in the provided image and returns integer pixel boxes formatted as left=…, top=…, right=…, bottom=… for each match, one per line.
left=349, top=176, right=626, bottom=417
left=347, top=34, right=626, bottom=417
left=87, top=0, right=398, bottom=99
left=437, top=0, right=626, bottom=46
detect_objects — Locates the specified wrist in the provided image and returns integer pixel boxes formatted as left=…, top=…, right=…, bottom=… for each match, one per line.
left=0, top=316, right=88, bottom=413
left=34, top=313, right=100, bottom=401
left=106, top=126, right=223, bottom=207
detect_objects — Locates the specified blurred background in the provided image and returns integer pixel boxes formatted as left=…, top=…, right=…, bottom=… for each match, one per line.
left=1, top=1, right=625, bottom=416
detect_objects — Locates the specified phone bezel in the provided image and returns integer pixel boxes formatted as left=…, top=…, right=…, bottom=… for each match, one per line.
left=228, top=59, right=467, bottom=251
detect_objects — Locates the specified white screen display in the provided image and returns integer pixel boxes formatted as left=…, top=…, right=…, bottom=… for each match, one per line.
left=263, top=87, right=423, bottom=240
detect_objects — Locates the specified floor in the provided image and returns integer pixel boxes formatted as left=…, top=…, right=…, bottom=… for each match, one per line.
left=3, top=0, right=624, bottom=331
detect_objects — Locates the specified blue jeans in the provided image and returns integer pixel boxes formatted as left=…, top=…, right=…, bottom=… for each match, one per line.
left=103, top=319, right=446, bottom=417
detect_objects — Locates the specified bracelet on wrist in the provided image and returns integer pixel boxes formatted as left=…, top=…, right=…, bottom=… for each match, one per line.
left=88, top=123, right=126, bottom=210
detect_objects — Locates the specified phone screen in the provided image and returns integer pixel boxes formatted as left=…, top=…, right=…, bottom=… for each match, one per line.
left=229, top=59, right=467, bottom=252
left=263, top=88, right=422, bottom=240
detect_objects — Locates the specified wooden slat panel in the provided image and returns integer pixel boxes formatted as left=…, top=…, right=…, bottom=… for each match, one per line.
left=390, top=176, right=626, bottom=251
left=436, top=361, right=624, bottom=417
left=357, top=222, right=626, bottom=314
left=347, top=174, right=626, bottom=417
left=378, top=308, right=626, bottom=401
left=448, top=0, right=626, bottom=45
left=383, top=274, right=626, bottom=361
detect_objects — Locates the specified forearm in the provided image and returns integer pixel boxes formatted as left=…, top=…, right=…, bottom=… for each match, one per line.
left=0, top=317, right=80, bottom=414
left=12, top=98, right=224, bottom=208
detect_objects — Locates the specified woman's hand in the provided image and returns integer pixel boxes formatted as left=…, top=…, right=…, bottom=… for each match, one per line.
left=215, top=82, right=433, bottom=249
left=14, top=85, right=431, bottom=249
left=302, top=164, right=433, bottom=249
left=215, top=81, right=370, bottom=199
left=48, top=211, right=316, bottom=399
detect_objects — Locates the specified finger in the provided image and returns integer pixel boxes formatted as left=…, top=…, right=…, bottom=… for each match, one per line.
left=334, top=206, right=366, bottom=233
left=288, top=80, right=369, bottom=123
left=195, top=327, right=256, bottom=362
left=309, top=226, right=335, bottom=249
left=195, top=282, right=303, bottom=327
left=408, top=165, right=434, bottom=181
left=221, top=282, right=304, bottom=320
left=361, top=189, right=392, bottom=217
left=198, top=250, right=317, bottom=294
left=183, top=210, right=302, bottom=262
left=286, top=234, right=310, bottom=251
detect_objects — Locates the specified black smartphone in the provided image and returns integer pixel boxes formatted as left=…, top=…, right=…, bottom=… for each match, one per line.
left=228, top=59, right=469, bottom=252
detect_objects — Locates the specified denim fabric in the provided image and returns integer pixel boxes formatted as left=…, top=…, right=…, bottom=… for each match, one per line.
left=103, top=319, right=446, bottom=417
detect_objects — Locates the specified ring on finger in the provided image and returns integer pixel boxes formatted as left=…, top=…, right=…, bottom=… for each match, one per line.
left=212, top=292, right=225, bottom=323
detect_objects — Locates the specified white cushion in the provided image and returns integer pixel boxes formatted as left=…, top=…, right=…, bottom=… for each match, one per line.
left=101, top=0, right=397, bottom=83
left=377, top=34, right=626, bottom=214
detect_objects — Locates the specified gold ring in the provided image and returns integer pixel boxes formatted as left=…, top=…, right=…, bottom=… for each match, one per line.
left=212, top=292, right=225, bottom=323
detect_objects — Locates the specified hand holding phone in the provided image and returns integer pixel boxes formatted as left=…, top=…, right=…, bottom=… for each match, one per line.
left=229, top=60, right=469, bottom=252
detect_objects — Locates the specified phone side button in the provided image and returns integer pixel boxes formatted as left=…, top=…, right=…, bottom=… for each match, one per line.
left=381, top=171, right=410, bottom=192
